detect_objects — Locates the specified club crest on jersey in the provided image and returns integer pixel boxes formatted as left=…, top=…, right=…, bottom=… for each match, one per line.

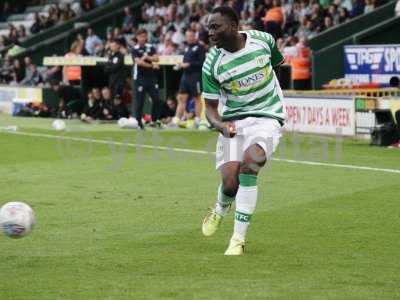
left=256, top=55, right=270, bottom=67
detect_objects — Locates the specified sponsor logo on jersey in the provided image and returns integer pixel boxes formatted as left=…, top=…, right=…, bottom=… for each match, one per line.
left=230, top=68, right=268, bottom=92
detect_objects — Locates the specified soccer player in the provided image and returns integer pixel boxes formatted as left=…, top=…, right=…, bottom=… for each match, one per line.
left=201, top=6, right=285, bottom=255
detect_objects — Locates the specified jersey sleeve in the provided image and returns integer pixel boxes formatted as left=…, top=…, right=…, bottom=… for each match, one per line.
left=202, top=69, right=220, bottom=100
left=201, top=48, right=221, bottom=100
left=253, top=30, right=284, bottom=67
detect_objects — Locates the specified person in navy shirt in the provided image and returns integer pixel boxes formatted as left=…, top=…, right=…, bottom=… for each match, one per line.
left=173, top=28, right=206, bottom=128
left=131, top=29, right=161, bottom=129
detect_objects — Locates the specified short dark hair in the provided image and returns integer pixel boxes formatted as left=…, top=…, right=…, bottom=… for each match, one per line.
left=211, top=6, right=239, bottom=26
left=136, top=28, right=147, bottom=36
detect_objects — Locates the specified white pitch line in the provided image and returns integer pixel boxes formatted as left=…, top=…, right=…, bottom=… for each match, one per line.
left=1, top=129, right=400, bottom=175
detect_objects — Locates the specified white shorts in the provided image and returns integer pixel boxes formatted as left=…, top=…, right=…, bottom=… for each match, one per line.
left=215, top=117, right=282, bottom=170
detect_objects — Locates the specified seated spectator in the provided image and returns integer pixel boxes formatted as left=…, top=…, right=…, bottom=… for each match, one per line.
left=321, top=16, right=334, bottom=32
left=364, top=0, right=376, bottom=14
left=17, top=25, right=26, bottom=40
left=327, top=4, right=340, bottom=26
left=50, top=80, right=82, bottom=118
left=338, top=7, right=350, bottom=23
left=81, top=91, right=101, bottom=122
left=160, top=97, right=177, bottom=125
left=30, top=13, right=43, bottom=34
left=350, top=0, right=365, bottom=18
left=8, top=26, right=19, bottom=45
left=99, top=87, right=113, bottom=120
left=65, top=4, right=76, bottom=20
left=10, top=58, right=25, bottom=85
left=122, top=6, right=136, bottom=34
left=111, top=94, right=129, bottom=120
left=0, top=55, right=13, bottom=83
left=92, top=87, right=103, bottom=103
left=85, top=27, right=103, bottom=55
left=20, top=64, right=43, bottom=86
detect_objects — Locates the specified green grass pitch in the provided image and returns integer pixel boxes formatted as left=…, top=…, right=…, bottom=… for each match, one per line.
left=1, top=115, right=400, bottom=299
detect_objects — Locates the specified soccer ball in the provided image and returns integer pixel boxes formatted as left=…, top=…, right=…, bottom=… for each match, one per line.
left=0, top=202, right=35, bottom=238
left=52, top=119, right=66, bottom=131
left=118, top=117, right=138, bottom=129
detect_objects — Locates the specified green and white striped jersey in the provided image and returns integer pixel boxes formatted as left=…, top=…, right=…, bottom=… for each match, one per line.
left=202, top=30, right=285, bottom=122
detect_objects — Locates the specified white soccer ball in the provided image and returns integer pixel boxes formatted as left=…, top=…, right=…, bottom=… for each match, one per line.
left=0, top=202, right=36, bottom=238
left=118, top=117, right=138, bottom=129
left=126, top=117, right=139, bottom=128
left=52, top=119, right=66, bottom=131
left=117, top=117, right=129, bottom=128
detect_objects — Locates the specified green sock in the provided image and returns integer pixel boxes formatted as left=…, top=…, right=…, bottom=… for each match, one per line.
left=215, top=184, right=235, bottom=216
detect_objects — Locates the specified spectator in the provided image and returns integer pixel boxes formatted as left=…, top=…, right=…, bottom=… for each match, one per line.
left=0, top=36, right=7, bottom=52
left=50, top=80, right=82, bottom=118
left=364, top=0, right=376, bottom=14
left=11, top=58, right=25, bottom=84
left=85, top=27, right=103, bottom=56
left=173, top=28, right=205, bottom=129
left=160, top=97, right=177, bottom=125
left=81, top=91, right=101, bottom=123
left=131, top=28, right=162, bottom=129
left=30, top=13, right=43, bottom=34
left=8, top=26, right=19, bottom=45
left=92, top=87, right=103, bottom=103
left=350, top=0, right=364, bottom=17
left=338, top=7, right=350, bottom=23
left=99, top=87, right=113, bottom=120
left=103, top=39, right=126, bottom=97
left=20, top=64, right=43, bottom=86
left=122, top=6, right=136, bottom=34
left=0, top=55, right=13, bottom=83
left=322, top=15, right=334, bottom=31
left=17, top=25, right=27, bottom=40
left=327, top=4, right=340, bottom=26
left=65, top=4, right=76, bottom=19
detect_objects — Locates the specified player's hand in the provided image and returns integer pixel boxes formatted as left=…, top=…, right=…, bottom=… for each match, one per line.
left=221, top=122, right=236, bottom=138
left=152, top=63, right=160, bottom=69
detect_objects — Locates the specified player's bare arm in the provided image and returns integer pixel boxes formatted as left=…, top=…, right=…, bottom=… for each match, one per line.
left=205, top=99, right=236, bottom=138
